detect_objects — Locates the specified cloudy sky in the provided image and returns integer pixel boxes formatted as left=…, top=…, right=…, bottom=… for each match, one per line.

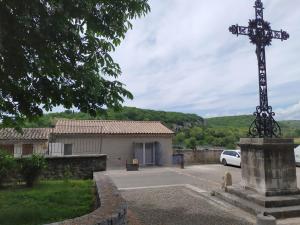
left=111, top=0, right=300, bottom=120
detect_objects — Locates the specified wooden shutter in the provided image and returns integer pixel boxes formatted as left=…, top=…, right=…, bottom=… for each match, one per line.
left=0, top=144, right=14, bottom=155
left=22, top=144, right=33, bottom=155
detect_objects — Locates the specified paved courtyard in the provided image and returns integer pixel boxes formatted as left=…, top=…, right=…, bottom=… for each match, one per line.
left=105, top=165, right=300, bottom=225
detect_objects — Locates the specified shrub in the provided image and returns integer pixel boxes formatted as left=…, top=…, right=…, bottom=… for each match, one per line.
left=19, top=154, right=47, bottom=187
left=0, top=150, right=16, bottom=187
left=63, top=165, right=72, bottom=183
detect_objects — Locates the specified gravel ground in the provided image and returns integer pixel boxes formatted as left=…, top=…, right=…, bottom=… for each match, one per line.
left=122, top=186, right=255, bottom=225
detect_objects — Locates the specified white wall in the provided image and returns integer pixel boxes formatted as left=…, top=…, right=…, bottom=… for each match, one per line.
left=53, top=134, right=173, bottom=168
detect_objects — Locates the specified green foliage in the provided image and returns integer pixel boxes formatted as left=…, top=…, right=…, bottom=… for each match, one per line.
left=174, top=127, right=247, bottom=149
left=21, top=107, right=204, bottom=129
left=0, top=0, right=150, bottom=127
left=11, top=108, right=300, bottom=149
left=19, top=154, right=47, bottom=187
left=185, top=137, right=197, bottom=150
left=206, top=115, right=255, bottom=128
left=106, top=107, right=203, bottom=127
left=0, top=180, right=94, bottom=225
left=0, top=150, right=16, bottom=187
left=63, top=165, right=72, bottom=183
left=206, top=115, right=300, bottom=138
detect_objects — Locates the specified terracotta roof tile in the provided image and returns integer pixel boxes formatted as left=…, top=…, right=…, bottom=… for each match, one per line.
left=54, top=119, right=174, bottom=135
left=0, top=128, right=51, bottom=140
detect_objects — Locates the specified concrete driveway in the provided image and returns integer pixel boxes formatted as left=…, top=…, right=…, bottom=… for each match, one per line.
left=104, top=165, right=300, bottom=225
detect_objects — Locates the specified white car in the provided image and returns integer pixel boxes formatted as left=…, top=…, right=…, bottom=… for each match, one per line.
left=295, top=146, right=300, bottom=166
left=220, top=150, right=241, bottom=167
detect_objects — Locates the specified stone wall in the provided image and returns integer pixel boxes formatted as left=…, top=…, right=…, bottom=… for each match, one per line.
left=48, top=173, right=127, bottom=225
left=43, top=154, right=107, bottom=179
left=174, top=149, right=223, bottom=165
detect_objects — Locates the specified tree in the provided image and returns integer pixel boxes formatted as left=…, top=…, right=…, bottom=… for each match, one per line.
left=0, top=0, right=150, bottom=127
left=185, top=137, right=197, bottom=151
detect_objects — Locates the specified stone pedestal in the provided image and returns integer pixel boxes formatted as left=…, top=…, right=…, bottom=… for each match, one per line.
left=239, top=138, right=298, bottom=196
left=215, top=138, right=300, bottom=219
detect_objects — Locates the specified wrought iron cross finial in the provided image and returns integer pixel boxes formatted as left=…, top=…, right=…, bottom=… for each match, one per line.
left=229, top=0, right=289, bottom=138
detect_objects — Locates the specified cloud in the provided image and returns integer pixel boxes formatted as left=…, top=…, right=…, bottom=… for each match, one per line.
left=277, top=101, right=300, bottom=120
left=112, top=0, right=300, bottom=119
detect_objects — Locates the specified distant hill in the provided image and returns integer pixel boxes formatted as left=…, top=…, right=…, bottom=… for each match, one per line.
left=19, top=109, right=300, bottom=148
left=23, top=107, right=204, bottom=130
left=205, top=115, right=254, bottom=128
left=206, top=115, right=300, bottom=138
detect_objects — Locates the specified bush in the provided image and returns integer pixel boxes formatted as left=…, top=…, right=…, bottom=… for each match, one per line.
left=0, top=150, right=16, bottom=187
left=19, top=154, right=47, bottom=187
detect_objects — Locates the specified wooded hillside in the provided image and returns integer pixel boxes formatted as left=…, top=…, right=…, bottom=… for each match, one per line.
left=22, top=107, right=204, bottom=130
left=19, top=108, right=300, bottom=149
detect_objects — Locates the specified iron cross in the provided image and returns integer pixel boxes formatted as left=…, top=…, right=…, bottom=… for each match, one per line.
left=229, top=0, right=289, bottom=138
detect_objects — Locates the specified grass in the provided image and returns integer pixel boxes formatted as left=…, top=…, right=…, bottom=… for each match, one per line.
left=0, top=180, right=95, bottom=225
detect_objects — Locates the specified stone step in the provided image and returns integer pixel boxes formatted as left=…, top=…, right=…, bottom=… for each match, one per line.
left=227, top=186, right=300, bottom=208
left=215, top=190, right=264, bottom=215
left=215, top=190, right=300, bottom=219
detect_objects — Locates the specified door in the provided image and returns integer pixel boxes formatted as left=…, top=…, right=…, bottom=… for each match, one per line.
left=227, top=151, right=235, bottom=165
left=134, top=143, right=144, bottom=165
left=232, top=152, right=240, bottom=166
left=154, top=142, right=162, bottom=166
left=145, top=143, right=155, bottom=165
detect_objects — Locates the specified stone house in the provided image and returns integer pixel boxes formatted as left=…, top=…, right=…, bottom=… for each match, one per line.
left=0, top=120, right=174, bottom=168
left=0, top=128, right=51, bottom=157
left=50, top=120, right=174, bottom=168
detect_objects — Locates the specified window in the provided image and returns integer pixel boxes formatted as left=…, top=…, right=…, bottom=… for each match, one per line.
left=0, top=144, right=14, bottom=155
left=22, top=144, right=33, bottom=155
left=64, top=144, right=72, bottom=155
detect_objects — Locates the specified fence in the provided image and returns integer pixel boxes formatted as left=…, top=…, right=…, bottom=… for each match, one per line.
left=174, top=149, right=223, bottom=165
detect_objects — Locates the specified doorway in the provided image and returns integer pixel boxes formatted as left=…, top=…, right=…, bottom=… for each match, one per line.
left=134, top=142, right=156, bottom=166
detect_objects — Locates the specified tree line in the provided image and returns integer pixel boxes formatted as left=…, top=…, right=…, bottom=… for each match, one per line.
left=18, top=108, right=300, bottom=149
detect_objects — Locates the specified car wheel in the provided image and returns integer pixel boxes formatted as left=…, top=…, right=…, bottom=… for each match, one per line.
left=222, top=159, right=227, bottom=166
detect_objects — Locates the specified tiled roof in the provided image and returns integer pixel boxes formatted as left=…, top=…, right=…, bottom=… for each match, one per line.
left=54, top=119, right=174, bottom=135
left=0, top=128, right=51, bottom=140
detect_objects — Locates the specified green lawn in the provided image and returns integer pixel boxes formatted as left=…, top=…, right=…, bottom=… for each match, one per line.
left=0, top=180, right=95, bottom=225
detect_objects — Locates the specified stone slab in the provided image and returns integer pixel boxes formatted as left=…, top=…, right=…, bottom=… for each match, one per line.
left=227, top=185, right=300, bottom=208
left=215, top=189, right=300, bottom=219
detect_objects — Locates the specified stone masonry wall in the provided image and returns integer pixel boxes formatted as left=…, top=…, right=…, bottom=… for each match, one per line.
left=48, top=173, right=127, bottom=225
left=42, top=154, right=107, bottom=179
left=174, top=149, right=223, bottom=165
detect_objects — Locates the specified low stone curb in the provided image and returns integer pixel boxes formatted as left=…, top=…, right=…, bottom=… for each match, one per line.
left=46, top=173, right=127, bottom=225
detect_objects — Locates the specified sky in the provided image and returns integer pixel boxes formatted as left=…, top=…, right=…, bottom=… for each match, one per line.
left=110, top=0, right=300, bottom=120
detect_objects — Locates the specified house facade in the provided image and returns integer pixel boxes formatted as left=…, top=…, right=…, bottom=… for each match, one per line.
left=50, top=120, right=174, bottom=168
left=0, top=120, right=174, bottom=168
left=0, top=128, right=51, bottom=157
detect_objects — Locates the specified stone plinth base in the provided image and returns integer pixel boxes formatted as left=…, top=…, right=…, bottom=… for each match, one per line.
left=214, top=138, right=300, bottom=219
left=215, top=186, right=300, bottom=219
left=239, top=138, right=298, bottom=196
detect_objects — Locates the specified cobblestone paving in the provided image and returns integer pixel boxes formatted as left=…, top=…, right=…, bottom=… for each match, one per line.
left=106, top=165, right=300, bottom=225
left=122, top=186, right=255, bottom=225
